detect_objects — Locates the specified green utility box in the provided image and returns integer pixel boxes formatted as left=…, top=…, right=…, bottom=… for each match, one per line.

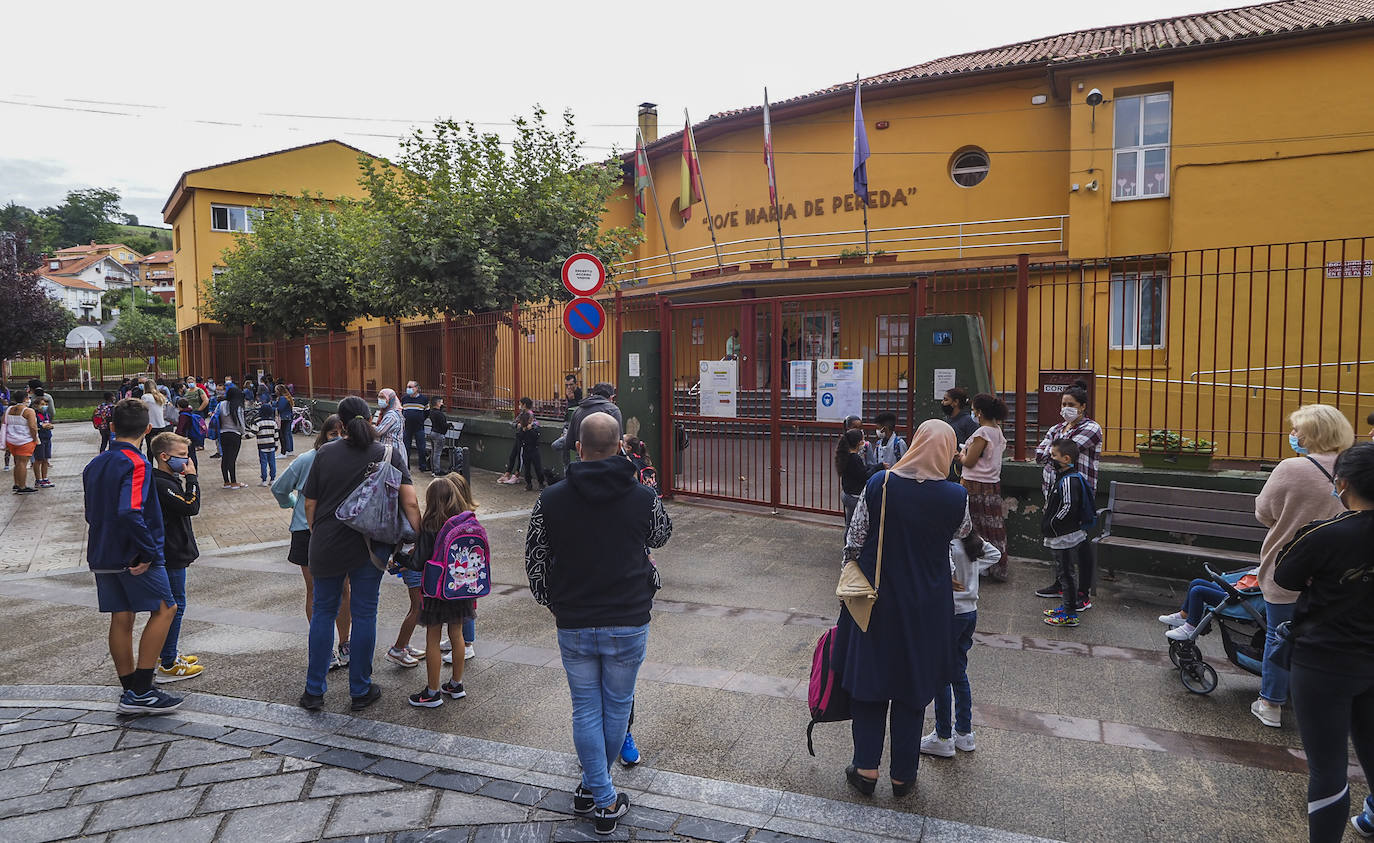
left=913, top=314, right=993, bottom=420
left=618, top=331, right=662, bottom=465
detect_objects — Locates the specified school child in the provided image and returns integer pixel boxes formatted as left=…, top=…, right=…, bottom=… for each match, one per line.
left=922, top=531, right=1001, bottom=757
left=426, top=396, right=450, bottom=474
left=95, top=392, right=115, bottom=453
left=1042, top=438, right=1091, bottom=627
left=409, top=475, right=484, bottom=708
left=622, top=435, right=659, bottom=496
left=30, top=387, right=55, bottom=488
left=498, top=397, right=535, bottom=484
left=149, top=432, right=206, bottom=683
left=254, top=396, right=279, bottom=485
left=872, top=411, right=907, bottom=469
left=516, top=410, right=545, bottom=491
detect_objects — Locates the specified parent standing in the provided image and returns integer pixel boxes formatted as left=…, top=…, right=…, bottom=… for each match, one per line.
left=840, top=419, right=970, bottom=798
left=216, top=386, right=247, bottom=489
left=275, top=385, right=295, bottom=456
left=958, top=393, right=1009, bottom=581
left=1252, top=404, right=1353, bottom=729
left=1032, top=380, right=1103, bottom=605
left=1272, top=443, right=1374, bottom=842
left=374, top=388, right=407, bottom=464
left=300, top=397, right=420, bottom=712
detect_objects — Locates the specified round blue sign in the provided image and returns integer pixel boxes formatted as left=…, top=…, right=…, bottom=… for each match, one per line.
left=562, top=297, right=606, bottom=341
left=821, top=393, right=834, bottom=407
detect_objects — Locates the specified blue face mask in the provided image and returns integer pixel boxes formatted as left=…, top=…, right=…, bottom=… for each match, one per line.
left=377, top=398, right=387, bottom=409
left=1289, top=433, right=1308, bottom=455
left=166, top=456, right=190, bottom=473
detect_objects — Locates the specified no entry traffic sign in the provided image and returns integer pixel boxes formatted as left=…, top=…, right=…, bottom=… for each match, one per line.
left=562, top=253, right=606, bottom=297
left=562, top=297, right=606, bottom=341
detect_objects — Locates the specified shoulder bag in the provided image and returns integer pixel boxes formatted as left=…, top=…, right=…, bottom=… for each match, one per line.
left=836, top=472, right=888, bottom=632
left=335, top=443, right=416, bottom=570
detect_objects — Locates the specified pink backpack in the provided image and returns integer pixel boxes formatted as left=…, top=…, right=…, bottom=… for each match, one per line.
left=422, top=512, right=491, bottom=600
left=806, top=625, right=852, bottom=756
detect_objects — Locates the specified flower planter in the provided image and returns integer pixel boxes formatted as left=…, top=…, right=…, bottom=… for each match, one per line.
left=689, top=269, right=719, bottom=279
left=871, top=254, right=898, bottom=264
left=838, top=257, right=865, bottom=266
left=1137, top=449, right=1216, bottom=471
left=816, top=258, right=842, bottom=268
left=787, top=259, right=814, bottom=270
left=897, top=379, right=909, bottom=391
left=747, top=261, right=777, bottom=271
left=721, top=264, right=740, bottom=274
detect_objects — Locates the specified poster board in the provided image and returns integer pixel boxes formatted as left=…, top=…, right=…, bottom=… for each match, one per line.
left=789, top=360, right=813, bottom=398
left=816, top=359, right=863, bottom=422
left=699, top=360, right=738, bottom=418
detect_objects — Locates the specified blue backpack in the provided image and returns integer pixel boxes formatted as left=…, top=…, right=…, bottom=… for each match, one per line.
left=422, top=511, right=491, bottom=600
left=1074, top=473, right=1097, bottom=530
left=206, top=407, right=221, bottom=441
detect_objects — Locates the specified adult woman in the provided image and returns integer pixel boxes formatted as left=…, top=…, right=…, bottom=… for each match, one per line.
left=959, top=393, right=1009, bottom=580
left=374, top=388, right=406, bottom=461
left=1252, top=404, right=1353, bottom=728
left=216, top=385, right=247, bottom=489
left=142, top=378, right=169, bottom=460
left=275, top=385, right=295, bottom=456
left=300, top=396, right=421, bottom=711
left=3, top=394, right=39, bottom=494
left=272, top=415, right=350, bottom=670
left=1273, top=443, right=1374, bottom=842
left=839, top=419, right=970, bottom=798
left=836, top=428, right=870, bottom=528
left=940, top=388, right=979, bottom=445
left=1032, top=380, right=1103, bottom=603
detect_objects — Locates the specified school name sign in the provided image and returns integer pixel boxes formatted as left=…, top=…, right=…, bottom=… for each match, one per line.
left=700, top=185, right=916, bottom=230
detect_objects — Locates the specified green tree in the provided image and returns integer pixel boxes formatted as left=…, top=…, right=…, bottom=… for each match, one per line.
left=111, top=305, right=175, bottom=359
left=40, top=188, right=123, bottom=249
left=207, top=193, right=377, bottom=336
left=0, top=232, right=78, bottom=360
left=0, top=203, right=59, bottom=254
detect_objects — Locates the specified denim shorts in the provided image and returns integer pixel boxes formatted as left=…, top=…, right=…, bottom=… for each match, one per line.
left=398, top=567, right=423, bottom=589
left=94, top=565, right=174, bottom=614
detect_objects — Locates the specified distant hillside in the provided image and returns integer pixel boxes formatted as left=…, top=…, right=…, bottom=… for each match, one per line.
left=115, top=223, right=172, bottom=254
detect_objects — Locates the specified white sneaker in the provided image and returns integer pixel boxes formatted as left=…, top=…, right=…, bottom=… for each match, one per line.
left=386, top=647, right=419, bottom=668
left=439, top=637, right=452, bottom=652
left=1251, top=698, right=1282, bottom=728
left=919, top=731, right=955, bottom=758
left=464, top=645, right=475, bottom=660
left=1165, top=623, right=1196, bottom=641
left=1158, top=611, right=1186, bottom=627
left=953, top=731, right=976, bottom=752
left=442, top=650, right=452, bottom=665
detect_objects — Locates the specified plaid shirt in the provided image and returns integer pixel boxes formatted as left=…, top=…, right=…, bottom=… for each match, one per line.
left=1036, top=418, right=1104, bottom=495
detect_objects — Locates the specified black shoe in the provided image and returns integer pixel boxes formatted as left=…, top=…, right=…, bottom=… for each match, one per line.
left=572, top=784, right=594, bottom=815
left=298, top=692, right=324, bottom=711
left=350, top=685, right=382, bottom=711
left=593, top=793, right=629, bottom=834
left=1035, top=581, right=1063, bottom=599
left=209, top=453, right=220, bottom=459
left=892, top=778, right=916, bottom=798
left=845, top=764, right=876, bottom=796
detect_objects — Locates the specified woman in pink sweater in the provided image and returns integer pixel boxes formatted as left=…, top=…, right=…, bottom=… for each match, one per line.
left=1252, top=404, right=1354, bottom=728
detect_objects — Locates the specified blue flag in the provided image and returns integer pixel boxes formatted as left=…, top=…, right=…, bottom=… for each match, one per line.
left=852, top=80, right=870, bottom=206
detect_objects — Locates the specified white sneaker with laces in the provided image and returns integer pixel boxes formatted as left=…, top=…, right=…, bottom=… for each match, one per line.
left=1165, top=623, right=1196, bottom=641
left=464, top=645, right=475, bottom=660
left=1158, top=611, right=1186, bottom=627
left=953, top=731, right=976, bottom=752
left=1251, top=698, right=1282, bottom=728
left=919, top=731, right=955, bottom=758
left=439, top=637, right=452, bottom=652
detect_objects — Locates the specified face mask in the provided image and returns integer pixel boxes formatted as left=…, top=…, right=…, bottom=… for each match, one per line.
left=1289, top=433, right=1308, bottom=455
left=1061, top=407, right=1079, bottom=422
left=166, top=456, right=189, bottom=473
left=407, top=388, right=416, bottom=396
left=377, top=398, right=387, bottom=409
left=940, top=404, right=954, bottom=417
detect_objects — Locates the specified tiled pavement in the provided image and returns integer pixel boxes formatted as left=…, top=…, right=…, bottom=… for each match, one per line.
left=0, top=688, right=1054, bottom=843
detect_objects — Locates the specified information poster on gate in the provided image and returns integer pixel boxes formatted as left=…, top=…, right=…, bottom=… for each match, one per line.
left=789, top=360, right=813, bottom=398
left=699, top=360, right=738, bottom=418
left=816, top=359, right=863, bottom=422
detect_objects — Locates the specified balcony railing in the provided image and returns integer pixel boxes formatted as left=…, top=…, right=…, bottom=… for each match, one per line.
left=612, top=215, right=1068, bottom=284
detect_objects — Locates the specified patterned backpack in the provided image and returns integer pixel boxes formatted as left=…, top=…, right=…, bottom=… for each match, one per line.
left=422, top=511, right=491, bottom=600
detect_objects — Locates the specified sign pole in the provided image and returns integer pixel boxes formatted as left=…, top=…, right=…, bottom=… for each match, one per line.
left=306, top=343, right=315, bottom=399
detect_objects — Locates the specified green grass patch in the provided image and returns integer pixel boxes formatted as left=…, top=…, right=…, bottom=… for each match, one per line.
left=53, top=405, right=97, bottom=423
left=9, top=358, right=179, bottom=378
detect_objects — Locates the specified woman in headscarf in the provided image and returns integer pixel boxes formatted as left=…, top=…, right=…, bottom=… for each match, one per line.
left=839, top=419, right=970, bottom=799
left=373, top=388, right=407, bottom=463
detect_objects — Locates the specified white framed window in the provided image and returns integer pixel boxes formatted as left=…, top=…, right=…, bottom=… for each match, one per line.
left=210, top=204, right=264, bottom=232
left=1113, top=93, right=1171, bottom=200
left=949, top=148, right=990, bottom=188
left=1109, top=274, right=1167, bottom=348
left=876, top=315, right=910, bottom=355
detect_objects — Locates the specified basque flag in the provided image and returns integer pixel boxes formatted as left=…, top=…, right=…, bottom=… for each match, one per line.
left=763, top=88, right=778, bottom=207
left=852, top=80, right=870, bottom=206
left=680, top=119, right=703, bottom=222
left=634, top=131, right=651, bottom=218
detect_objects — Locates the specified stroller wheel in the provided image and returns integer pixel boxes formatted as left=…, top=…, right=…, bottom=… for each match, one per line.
left=1168, top=640, right=1183, bottom=667
left=1179, top=661, right=1218, bottom=695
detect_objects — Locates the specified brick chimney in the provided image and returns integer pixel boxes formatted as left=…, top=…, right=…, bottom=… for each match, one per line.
left=637, top=103, right=658, bottom=143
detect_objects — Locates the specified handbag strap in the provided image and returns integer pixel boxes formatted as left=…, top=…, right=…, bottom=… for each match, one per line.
left=874, top=472, right=890, bottom=592
left=1303, top=455, right=1335, bottom=486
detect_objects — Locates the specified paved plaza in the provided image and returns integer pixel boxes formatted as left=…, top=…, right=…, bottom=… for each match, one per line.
left=0, top=423, right=1351, bottom=841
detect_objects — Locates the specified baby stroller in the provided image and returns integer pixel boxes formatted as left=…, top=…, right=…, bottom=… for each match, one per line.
left=1167, top=563, right=1267, bottom=694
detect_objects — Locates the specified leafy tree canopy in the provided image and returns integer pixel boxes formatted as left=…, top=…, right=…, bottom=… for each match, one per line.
left=110, top=305, right=175, bottom=358
left=0, top=232, right=79, bottom=359
left=40, top=188, right=123, bottom=250
left=207, top=194, right=377, bottom=336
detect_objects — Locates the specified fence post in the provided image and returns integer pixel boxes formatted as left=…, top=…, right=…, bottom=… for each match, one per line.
left=1014, top=254, right=1030, bottom=461
left=906, top=281, right=919, bottom=439
left=658, top=297, right=673, bottom=497
left=98, top=341, right=104, bottom=385
left=614, top=289, right=623, bottom=380
left=153, top=337, right=160, bottom=379
left=442, top=316, right=453, bottom=408
left=511, top=302, right=521, bottom=409
left=357, top=326, right=365, bottom=395
left=769, top=298, right=782, bottom=508
left=44, top=344, right=51, bottom=385
left=393, top=321, right=403, bottom=391
left=325, top=333, right=334, bottom=398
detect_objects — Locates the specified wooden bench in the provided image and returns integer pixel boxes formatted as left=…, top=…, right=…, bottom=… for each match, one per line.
left=1094, top=482, right=1266, bottom=572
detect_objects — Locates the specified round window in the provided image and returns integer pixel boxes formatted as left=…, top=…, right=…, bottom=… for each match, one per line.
left=950, top=148, right=990, bottom=187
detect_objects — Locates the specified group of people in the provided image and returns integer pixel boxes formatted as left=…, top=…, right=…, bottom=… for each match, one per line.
left=2, top=379, right=57, bottom=493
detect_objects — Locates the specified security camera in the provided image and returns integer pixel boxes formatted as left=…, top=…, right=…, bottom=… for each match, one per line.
left=1086, top=179, right=1099, bottom=191
left=1086, top=88, right=1104, bottom=107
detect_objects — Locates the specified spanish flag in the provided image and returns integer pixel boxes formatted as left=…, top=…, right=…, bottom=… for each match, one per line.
left=679, top=119, right=702, bottom=222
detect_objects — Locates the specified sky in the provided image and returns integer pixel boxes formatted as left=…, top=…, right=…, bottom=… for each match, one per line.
left=2, top=0, right=1228, bottom=229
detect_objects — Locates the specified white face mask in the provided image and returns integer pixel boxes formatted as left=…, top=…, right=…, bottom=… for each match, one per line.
left=1061, top=406, right=1079, bottom=422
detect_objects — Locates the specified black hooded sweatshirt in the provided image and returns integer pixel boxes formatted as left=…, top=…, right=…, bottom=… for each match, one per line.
left=525, top=455, right=671, bottom=629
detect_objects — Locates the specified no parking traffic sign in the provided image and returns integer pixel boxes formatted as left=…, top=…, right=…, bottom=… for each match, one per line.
left=562, top=252, right=606, bottom=297
left=562, top=297, right=606, bottom=341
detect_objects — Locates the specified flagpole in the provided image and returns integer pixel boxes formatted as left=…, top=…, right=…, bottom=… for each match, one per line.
left=764, top=88, right=786, bottom=260
left=856, top=76, right=870, bottom=255
left=686, top=109, right=724, bottom=270
left=638, top=128, right=680, bottom=280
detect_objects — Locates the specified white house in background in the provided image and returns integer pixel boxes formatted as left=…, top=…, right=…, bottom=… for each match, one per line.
left=34, top=254, right=136, bottom=321
left=36, top=274, right=104, bottom=322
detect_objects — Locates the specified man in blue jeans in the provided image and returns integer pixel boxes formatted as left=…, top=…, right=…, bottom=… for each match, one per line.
left=525, top=412, right=672, bottom=835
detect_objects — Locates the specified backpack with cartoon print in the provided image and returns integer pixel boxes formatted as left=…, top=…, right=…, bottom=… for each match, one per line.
left=422, top=511, right=491, bottom=600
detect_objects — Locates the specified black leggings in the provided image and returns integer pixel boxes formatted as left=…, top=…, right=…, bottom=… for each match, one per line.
left=220, top=432, right=242, bottom=484
left=1290, top=659, right=1374, bottom=842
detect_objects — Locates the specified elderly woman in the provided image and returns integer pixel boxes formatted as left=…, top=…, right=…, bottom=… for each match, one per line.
left=839, top=419, right=970, bottom=798
left=1273, top=443, right=1374, bottom=842
left=374, top=388, right=407, bottom=462
left=1253, top=404, right=1354, bottom=728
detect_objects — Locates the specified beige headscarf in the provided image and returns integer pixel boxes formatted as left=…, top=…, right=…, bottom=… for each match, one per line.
left=889, top=418, right=957, bottom=481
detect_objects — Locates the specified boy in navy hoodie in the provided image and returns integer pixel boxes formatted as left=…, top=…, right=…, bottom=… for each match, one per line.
left=1041, top=438, right=1090, bottom=628
left=82, top=398, right=184, bottom=714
